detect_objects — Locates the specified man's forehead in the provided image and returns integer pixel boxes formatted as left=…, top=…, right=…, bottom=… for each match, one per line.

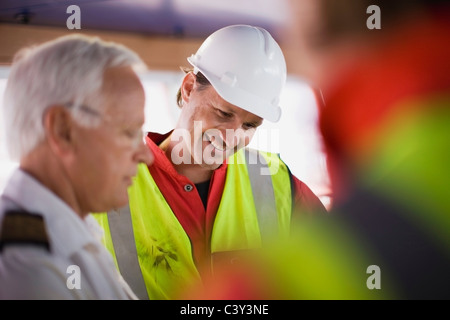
left=206, top=86, right=263, bottom=123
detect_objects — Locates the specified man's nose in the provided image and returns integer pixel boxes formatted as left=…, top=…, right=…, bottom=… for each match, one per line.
left=135, top=139, right=154, bottom=166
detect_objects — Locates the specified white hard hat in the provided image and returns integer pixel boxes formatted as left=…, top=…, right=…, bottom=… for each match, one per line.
left=187, top=24, right=287, bottom=122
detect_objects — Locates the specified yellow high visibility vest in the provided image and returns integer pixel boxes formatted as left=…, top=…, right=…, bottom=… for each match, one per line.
left=93, top=147, right=292, bottom=300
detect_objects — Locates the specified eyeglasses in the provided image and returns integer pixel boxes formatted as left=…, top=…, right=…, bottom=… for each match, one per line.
left=65, top=102, right=146, bottom=149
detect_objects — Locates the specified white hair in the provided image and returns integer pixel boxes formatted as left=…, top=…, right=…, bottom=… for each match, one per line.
left=2, top=34, right=147, bottom=161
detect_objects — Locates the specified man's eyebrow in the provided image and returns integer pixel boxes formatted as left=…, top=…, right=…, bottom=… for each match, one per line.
left=246, top=119, right=263, bottom=127
left=211, top=102, right=235, bottom=114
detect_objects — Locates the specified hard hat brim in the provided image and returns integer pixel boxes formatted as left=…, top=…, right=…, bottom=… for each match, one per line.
left=189, top=58, right=282, bottom=123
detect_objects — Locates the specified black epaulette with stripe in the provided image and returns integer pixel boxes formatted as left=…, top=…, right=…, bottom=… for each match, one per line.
left=0, top=210, right=50, bottom=252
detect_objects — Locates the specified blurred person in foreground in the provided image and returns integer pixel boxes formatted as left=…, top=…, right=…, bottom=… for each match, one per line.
left=93, top=24, right=327, bottom=300
left=183, top=0, right=450, bottom=300
left=279, top=0, right=450, bottom=299
left=0, top=34, right=153, bottom=299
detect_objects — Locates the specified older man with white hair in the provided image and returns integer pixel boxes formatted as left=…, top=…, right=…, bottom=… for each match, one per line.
left=0, top=34, right=153, bottom=299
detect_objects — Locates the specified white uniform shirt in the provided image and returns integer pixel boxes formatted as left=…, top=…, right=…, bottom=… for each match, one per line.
left=0, top=169, right=138, bottom=300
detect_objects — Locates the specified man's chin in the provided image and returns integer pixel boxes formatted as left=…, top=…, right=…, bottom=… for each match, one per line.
left=113, top=192, right=130, bottom=210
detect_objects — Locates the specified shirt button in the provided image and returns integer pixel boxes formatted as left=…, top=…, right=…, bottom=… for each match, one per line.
left=184, top=184, right=193, bottom=192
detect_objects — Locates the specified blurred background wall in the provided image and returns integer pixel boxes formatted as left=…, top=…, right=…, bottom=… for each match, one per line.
left=0, top=0, right=331, bottom=208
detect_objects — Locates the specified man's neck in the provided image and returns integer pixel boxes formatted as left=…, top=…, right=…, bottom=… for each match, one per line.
left=174, top=163, right=214, bottom=184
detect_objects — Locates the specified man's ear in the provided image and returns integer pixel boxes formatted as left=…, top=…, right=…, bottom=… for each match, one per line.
left=180, top=72, right=196, bottom=104
left=43, top=105, right=74, bottom=156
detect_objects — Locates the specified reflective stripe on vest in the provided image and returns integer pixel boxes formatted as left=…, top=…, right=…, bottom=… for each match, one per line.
left=95, top=147, right=292, bottom=299
left=107, top=206, right=149, bottom=299
left=244, top=148, right=278, bottom=244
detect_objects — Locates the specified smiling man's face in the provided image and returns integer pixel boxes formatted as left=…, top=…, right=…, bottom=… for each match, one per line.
left=173, top=72, right=263, bottom=169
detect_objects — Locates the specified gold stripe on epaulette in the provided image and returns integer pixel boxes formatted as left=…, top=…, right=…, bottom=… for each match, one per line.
left=0, top=210, right=50, bottom=252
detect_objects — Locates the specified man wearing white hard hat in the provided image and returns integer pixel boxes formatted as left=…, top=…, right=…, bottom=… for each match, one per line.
left=94, top=24, right=327, bottom=300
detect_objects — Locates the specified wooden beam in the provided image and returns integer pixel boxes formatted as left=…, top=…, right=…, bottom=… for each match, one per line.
left=0, top=23, right=301, bottom=78
left=0, top=24, right=203, bottom=71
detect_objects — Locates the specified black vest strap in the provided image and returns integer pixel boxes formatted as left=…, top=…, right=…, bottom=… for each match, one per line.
left=0, top=210, right=50, bottom=252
